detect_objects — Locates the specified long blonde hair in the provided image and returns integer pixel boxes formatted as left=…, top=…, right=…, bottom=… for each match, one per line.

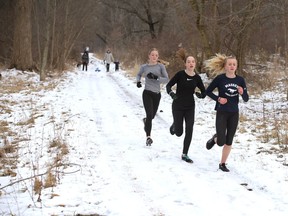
left=204, top=53, right=236, bottom=78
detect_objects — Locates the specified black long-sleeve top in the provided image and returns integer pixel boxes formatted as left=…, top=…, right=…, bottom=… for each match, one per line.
left=206, top=73, right=249, bottom=112
left=166, top=70, right=206, bottom=110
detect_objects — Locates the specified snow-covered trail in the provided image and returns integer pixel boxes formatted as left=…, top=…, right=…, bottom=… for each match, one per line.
left=39, top=60, right=286, bottom=216
left=1, top=57, right=287, bottom=216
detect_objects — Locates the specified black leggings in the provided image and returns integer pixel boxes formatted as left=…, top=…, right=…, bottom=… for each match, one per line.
left=173, top=108, right=195, bottom=154
left=106, top=63, right=110, bottom=72
left=216, top=111, right=239, bottom=146
left=142, top=90, right=161, bottom=137
left=82, top=62, right=88, bottom=71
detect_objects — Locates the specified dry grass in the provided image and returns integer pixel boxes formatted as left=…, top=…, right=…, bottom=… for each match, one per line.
left=0, top=148, right=5, bottom=158
left=0, top=103, right=13, bottom=114
left=0, top=71, right=59, bottom=96
left=242, top=54, right=288, bottom=153
left=125, top=63, right=140, bottom=77
left=44, top=171, right=57, bottom=188
left=0, top=120, right=10, bottom=134
left=0, top=70, right=70, bottom=193
left=244, top=98, right=288, bottom=154
left=2, top=143, right=17, bottom=154
left=49, top=138, right=63, bottom=148
left=0, top=135, right=19, bottom=177
left=61, top=143, right=69, bottom=155
left=0, top=169, right=17, bottom=177
left=15, top=117, right=35, bottom=126
left=34, top=177, right=43, bottom=194
left=244, top=55, right=288, bottom=95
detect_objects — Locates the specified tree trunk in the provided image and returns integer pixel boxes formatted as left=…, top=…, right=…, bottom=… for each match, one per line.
left=40, top=0, right=52, bottom=81
left=49, top=0, right=57, bottom=70
left=190, top=0, right=213, bottom=59
left=33, top=1, right=41, bottom=68
left=10, top=0, right=33, bottom=71
left=234, top=0, right=263, bottom=75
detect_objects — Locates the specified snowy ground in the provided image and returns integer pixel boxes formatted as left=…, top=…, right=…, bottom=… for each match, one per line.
left=0, top=55, right=287, bottom=216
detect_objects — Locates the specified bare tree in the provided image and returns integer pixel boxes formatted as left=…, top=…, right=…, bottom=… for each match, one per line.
left=222, top=0, right=266, bottom=75
left=185, top=0, right=266, bottom=75
left=32, top=0, right=99, bottom=74
left=101, top=0, right=169, bottom=39
left=188, top=0, right=214, bottom=59
left=10, top=0, right=34, bottom=71
left=2, top=0, right=288, bottom=77
left=39, top=0, right=52, bottom=80
left=0, top=0, right=14, bottom=64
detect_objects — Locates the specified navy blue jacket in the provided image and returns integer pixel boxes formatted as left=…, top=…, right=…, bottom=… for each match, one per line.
left=206, top=74, right=249, bottom=112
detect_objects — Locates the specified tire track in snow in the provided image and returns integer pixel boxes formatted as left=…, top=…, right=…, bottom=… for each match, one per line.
left=59, top=70, right=287, bottom=216
left=103, top=72, right=287, bottom=213
left=62, top=72, right=165, bottom=215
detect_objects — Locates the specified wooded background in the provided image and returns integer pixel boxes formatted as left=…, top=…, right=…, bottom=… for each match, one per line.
left=0, top=0, right=287, bottom=80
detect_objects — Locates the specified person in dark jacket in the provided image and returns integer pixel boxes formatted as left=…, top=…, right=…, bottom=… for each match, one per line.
left=81, top=50, right=89, bottom=71
left=166, top=55, right=206, bottom=163
left=204, top=54, right=249, bottom=172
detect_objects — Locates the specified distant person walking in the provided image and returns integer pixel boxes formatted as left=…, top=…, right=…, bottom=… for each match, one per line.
left=104, top=48, right=114, bottom=72
left=114, top=60, right=120, bottom=71
left=166, top=55, right=206, bottom=163
left=136, top=48, right=169, bottom=146
left=204, top=54, right=249, bottom=172
left=81, top=50, right=89, bottom=71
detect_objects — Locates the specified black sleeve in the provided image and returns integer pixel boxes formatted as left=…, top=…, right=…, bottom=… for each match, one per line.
left=206, top=76, right=220, bottom=101
left=240, top=77, right=249, bottom=102
left=166, top=72, right=179, bottom=94
left=197, top=75, right=206, bottom=98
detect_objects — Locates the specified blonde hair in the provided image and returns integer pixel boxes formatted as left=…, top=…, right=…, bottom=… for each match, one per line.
left=204, top=53, right=236, bottom=78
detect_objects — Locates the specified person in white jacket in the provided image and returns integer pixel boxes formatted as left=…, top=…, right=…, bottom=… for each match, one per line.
left=104, top=48, right=114, bottom=72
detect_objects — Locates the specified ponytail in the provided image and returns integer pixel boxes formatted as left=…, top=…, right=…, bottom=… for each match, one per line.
left=204, top=53, right=235, bottom=78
